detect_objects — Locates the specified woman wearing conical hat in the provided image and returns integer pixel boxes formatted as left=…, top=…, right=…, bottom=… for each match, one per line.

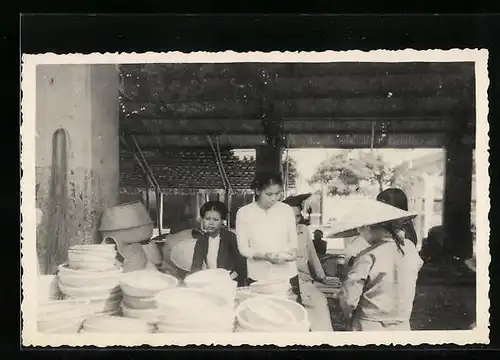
left=283, top=193, right=334, bottom=331
left=340, top=188, right=418, bottom=273
left=335, top=199, right=423, bottom=331
left=376, top=188, right=418, bottom=247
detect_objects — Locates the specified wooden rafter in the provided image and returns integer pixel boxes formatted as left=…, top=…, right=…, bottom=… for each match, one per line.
left=120, top=117, right=475, bottom=136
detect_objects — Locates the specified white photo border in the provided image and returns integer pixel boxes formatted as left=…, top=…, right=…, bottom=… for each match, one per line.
left=20, top=49, right=490, bottom=347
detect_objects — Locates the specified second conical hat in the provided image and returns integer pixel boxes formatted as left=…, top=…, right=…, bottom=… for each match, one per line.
left=328, top=198, right=417, bottom=237
left=283, top=193, right=312, bottom=207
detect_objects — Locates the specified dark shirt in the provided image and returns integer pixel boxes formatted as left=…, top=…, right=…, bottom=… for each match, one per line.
left=313, top=238, right=328, bottom=257
left=190, top=229, right=248, bottom=287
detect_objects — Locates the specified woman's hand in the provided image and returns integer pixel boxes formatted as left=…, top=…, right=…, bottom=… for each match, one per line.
left=266, top=252, right=297, bottom=264
left=283, top=251, right=297, bottom=262
left=253, top=252, right=296, bottom=264
left=314, top=274, right=327, bottom=283
left=265, top=252, right=286, bottom=265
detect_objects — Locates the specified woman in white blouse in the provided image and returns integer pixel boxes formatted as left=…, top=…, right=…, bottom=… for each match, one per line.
left=235, top=171, right=302, bottom=303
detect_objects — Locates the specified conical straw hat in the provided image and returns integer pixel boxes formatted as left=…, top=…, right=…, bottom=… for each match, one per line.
left=328, top=198, right=417, bottom=237
left=283, top=193, right=312, bottom=207
left=170, top=239, right=197, bottom=271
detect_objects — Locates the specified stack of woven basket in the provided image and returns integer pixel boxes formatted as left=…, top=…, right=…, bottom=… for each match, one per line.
left=57, top=244, right=123, bottom=316
left=119, top=269, right=179, bottom=327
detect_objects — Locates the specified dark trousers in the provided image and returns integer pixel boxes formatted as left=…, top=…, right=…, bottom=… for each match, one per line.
left=247, top=275, right=303, bottom=305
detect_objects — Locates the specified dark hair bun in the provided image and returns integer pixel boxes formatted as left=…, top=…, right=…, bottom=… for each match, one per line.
left=199, top=201, right=229, bottom=219
left=251, top=171, right=283, bottom=191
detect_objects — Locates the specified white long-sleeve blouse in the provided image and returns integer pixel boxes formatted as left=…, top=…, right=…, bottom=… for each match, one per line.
left=235, top=201, right=299, bottom=281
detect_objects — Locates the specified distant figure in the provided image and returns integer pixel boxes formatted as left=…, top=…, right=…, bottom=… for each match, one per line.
left=312, top=229, right=327, bottom=257
left=376, top=188, right=418, bottom=247
left=420, top=225, right=445, bottom=263
left=299, top=206, right=313, bottom=226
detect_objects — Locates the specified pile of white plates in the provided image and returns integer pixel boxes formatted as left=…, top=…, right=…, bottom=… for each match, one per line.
left=249, top=279, right=296, bottom=300
left=155, top=288, right=235, bottom=333
left=81, top=315, right=155, bottom=333
left=120, top=269, right=179, bottom=325
left=235, top=295, right=310, bottom=333
left=57, top=244, right=123, bottom=316
left=38, top=275, right=62, bottom=304
left=68, top=244, right=119, bottom=271
left=38, top=299, right=92, bottom=334
left=184, top=269, right=237, bottom=304
left=235, top=287, right=258, bottom=307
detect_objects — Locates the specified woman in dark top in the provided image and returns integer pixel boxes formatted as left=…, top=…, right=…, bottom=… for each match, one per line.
left=376, top=188, right=418, bottom=247
left=190, top=201, right=247, bottom=287
left=312, top=229, right=328, bottom=257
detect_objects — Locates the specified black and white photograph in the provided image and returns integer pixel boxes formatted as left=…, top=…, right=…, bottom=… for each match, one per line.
left=20, top=50, right=490, bottom=346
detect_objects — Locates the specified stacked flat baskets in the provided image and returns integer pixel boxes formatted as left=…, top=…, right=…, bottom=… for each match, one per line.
left=248, top=279, right=297, bottom=300
left=81, top=315, right=155, bottom=333
left=57, top=244, right=123, bottom=316
left=67, top=244, right=119, bottom=271
left=184, top=269, right=238, bottom=304
left=235, top=295, right=310, bottom=332
left=119, top=269, right=179, bottom=327
left=38, top=275, right=62, bottom=303
left=38, top=299, right=92, bottom=334
left=155, top=287, right=235, bottom=333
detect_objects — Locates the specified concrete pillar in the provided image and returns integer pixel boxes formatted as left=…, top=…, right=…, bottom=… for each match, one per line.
left=255, top=145, right=283, bottom=175
left=35, top=64, right=120, bottom=274
left=442, top=115, right=474, bottom=260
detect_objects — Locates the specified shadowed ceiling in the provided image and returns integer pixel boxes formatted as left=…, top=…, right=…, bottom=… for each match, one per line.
left=118, top=62, right=476, bottom=192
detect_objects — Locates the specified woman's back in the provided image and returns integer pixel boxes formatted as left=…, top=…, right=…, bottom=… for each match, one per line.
left=350, top=239, right=423, bottom=322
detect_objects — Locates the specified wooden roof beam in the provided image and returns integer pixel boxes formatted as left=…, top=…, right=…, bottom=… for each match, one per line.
left=120, top=96, right=470, bottom=120
left=121, top=117, right=475, bottom=136
left=119, top=62, right=474, bottom=79
left=119, top=73, right=474, bottom=103
left=127, top=133, right=474, bottom=150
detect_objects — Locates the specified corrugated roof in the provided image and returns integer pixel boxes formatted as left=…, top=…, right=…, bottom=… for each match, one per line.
left=120, top=148, right=295, bottom=194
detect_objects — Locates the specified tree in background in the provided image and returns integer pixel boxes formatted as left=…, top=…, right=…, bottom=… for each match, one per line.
left=309, top=150, right=396, bottom=196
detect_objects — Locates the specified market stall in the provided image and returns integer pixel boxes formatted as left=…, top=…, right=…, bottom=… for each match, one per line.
left=35, top=61, right=476, bottom=334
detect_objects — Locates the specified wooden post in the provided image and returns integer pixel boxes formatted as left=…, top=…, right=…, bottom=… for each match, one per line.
left=422, top=173, right=435, bottom=251
left=255, top=65, right=284, bottom=179
left=144, top=175, right=149, bottom=210
left=159, top=192, right=164, bottom=232
left=415, top=180, right=425, bottom=243
left=195, top=191, right=202, bottom=225
left=224, top=189, right=232, bottom=229
left=256, top=146, right=283, bottom=175
left=442, top=114, right=474, bottom=260
left=320, top=183, right=324, bottom=226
